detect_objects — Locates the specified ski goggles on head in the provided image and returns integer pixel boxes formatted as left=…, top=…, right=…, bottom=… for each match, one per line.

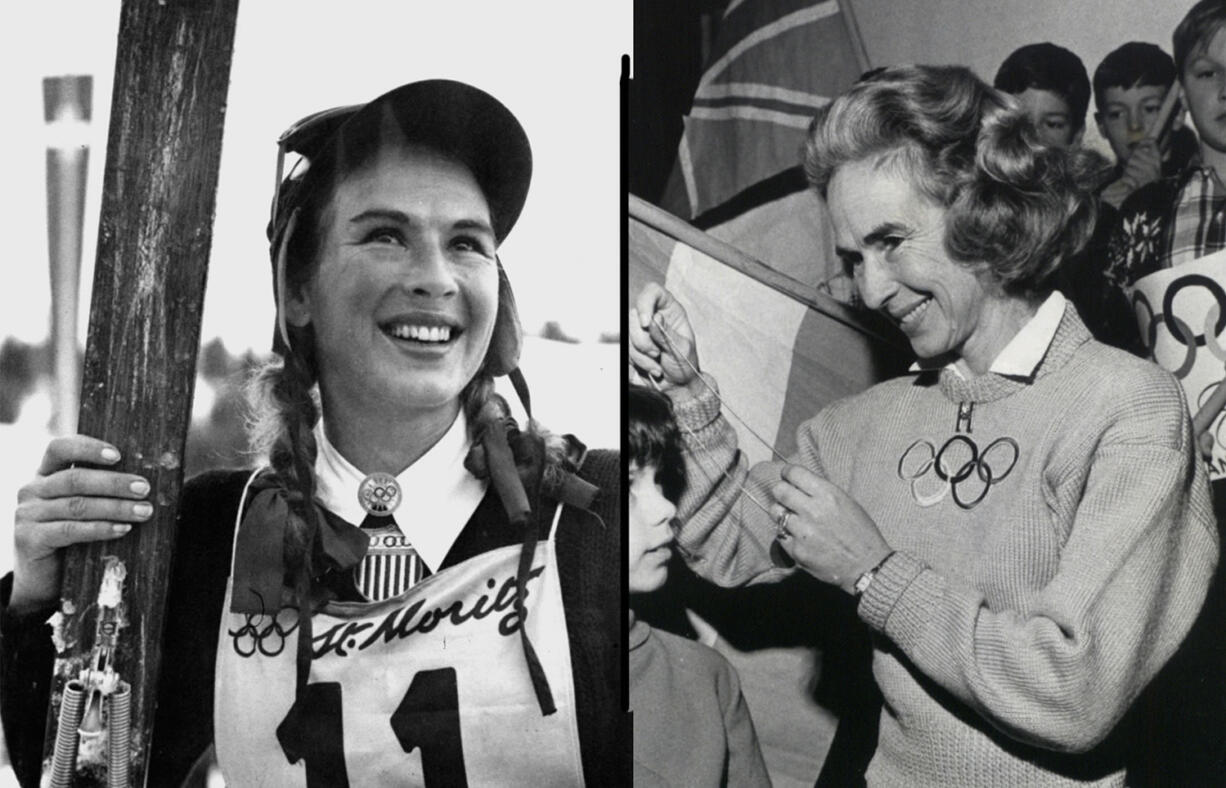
left=269, top=103, right=359, bottom=248
left=268, top=103, right=359, bottom=354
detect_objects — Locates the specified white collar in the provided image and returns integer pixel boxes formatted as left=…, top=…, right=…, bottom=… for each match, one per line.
left=909, top=291, right=1065, bottom=379
left=312, top=412, right=488, bottom=572
left=986, top=290, right=1065, bottom=377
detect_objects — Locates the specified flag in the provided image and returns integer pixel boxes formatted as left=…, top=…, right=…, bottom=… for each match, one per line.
left=630, top=199, right=909, bottom=785
left=661, top=0, right=869, bottom=220
left=635, top=5, right=884, bottom=777
left=630, top=196, right=906, bottom=462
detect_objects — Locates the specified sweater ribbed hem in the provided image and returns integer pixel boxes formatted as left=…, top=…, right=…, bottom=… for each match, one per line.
left=878, top=567, right=953, bottom=654
left=858, top=550, right=926, bottom=632
left=671, top=374, right=722, bottom=433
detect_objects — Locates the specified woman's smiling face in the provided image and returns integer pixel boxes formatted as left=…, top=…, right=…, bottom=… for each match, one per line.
left=287, top=144, right=500, bottom=424
left=828, top=156, right=994, bottom=365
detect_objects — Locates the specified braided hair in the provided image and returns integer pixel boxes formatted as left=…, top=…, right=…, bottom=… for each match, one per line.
left=237, top=82, right=586, bottom=721
left=247, top=131, right=571, bottom=610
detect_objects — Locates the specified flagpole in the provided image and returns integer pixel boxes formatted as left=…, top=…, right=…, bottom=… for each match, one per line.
left=838, top=0, right=872, bottom=74
left=1149, top=81, right=1181, bottom=147
left=1194, top=380, right=1226, bottom=436
left=629, top=194, right=905, bottom=350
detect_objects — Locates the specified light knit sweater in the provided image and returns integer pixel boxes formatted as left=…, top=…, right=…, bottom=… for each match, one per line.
left=670, top=306, right=1218, bottom=786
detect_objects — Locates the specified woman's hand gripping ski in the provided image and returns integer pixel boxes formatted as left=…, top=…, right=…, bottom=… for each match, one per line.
left=11, top=436, right=152, bottom=615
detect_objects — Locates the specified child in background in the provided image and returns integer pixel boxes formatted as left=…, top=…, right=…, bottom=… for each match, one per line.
left=995, top=41, right=1143, bottom=350
left=1102, top=3, right=1226, bottom=783
left=994, top=42, right=1091, bottom=149
left=1106, top=3, right=1226, bottom=309
left=628, top=385, right=770, bottom=787
left=1094, top=42, right=1197, bottom=209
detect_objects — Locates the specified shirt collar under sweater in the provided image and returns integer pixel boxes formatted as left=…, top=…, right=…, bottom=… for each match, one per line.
left=934, top=300, right=1093, bottom=405
left=312, top=414, right=488, bottom=572
left=910, top=291, right=1065, bottom=381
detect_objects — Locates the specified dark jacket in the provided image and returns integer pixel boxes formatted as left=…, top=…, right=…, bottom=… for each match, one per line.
left=1, top=450, right=624, bottom=787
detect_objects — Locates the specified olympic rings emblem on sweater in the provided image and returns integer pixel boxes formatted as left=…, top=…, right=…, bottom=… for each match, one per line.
left=897, top=435, right=1020, bottom=510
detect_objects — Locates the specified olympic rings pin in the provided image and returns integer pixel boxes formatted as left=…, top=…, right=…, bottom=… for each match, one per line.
left=896, top=434, right=1019, bottom=510
left=358, top=472, right=402, bottom=516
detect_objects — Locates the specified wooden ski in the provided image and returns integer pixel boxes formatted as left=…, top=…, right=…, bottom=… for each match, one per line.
left=41, top=1, right=239, bottom=785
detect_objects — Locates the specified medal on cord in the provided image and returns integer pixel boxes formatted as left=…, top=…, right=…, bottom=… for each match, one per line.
left=355, top=472, right=426, bottom=601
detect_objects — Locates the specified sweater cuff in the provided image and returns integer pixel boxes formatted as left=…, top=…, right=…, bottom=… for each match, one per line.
left=0, top=572, right=56, bottom=638
left=857, top=551, right=926, bottom=632
left=669, top=373, right=721, bottom=433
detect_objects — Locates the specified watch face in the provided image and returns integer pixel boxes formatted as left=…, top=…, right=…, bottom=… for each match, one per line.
left=856, top=552, right=897, bottom=595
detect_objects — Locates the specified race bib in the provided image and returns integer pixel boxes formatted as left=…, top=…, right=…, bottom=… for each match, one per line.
left=214, top=534, right=584, bottom=787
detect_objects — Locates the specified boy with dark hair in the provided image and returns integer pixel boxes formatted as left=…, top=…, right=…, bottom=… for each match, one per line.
left=1102, top=4, right=1226, bottom=783
left=994, top=42, right=1091, bottom=148
left=627, top=385, right=770, bottom=786
left=1094, top=41, right=1196, bottom=208
left=993, top=43, right=1142, bottom=350
left=1106, top=3, right=1226, bottom=294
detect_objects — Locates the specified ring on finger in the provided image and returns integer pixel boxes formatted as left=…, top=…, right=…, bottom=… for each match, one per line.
left=776, top=509, right=791, bottom=538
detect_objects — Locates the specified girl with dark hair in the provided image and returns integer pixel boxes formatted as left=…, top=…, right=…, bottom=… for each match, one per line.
left=631, top=65, right=1216, bottom=785
left=2, top=80, right=622, bottom=786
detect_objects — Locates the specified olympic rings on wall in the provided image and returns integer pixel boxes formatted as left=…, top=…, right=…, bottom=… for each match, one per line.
left=1207, top=302, right=1226, bottom=363
left=896, top=434, right=1019, bottom=510
left=1133, top=274, right=1226, bottom=380
left=1132, top=268, right=1226, bottom=481
left=1162, top=274, right=1226, bottom=347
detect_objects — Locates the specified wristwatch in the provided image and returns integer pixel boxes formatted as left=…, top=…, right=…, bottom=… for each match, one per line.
left=853, top=551, right=896, bottom=597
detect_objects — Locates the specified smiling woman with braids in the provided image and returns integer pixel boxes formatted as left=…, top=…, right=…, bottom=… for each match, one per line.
left=630, top=65, right=1217, bottom=785
left=1, top=81, right=622, bottom=786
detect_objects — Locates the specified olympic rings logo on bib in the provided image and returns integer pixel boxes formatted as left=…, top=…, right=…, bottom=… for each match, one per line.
left=229, top=595, right=300, bottom=658
left=897, top=435, right=1019, bottom=510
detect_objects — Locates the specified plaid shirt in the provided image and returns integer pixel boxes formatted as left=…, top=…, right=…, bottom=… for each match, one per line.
left=1105, top=158, right=1226, bottom=289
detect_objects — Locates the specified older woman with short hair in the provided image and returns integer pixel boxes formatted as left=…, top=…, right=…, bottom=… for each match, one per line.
left=630, top=64, right=1217, bottom=785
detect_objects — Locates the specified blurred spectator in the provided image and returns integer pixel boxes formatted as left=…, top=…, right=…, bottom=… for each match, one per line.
left=994, top=42, right=1091, bottom=149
